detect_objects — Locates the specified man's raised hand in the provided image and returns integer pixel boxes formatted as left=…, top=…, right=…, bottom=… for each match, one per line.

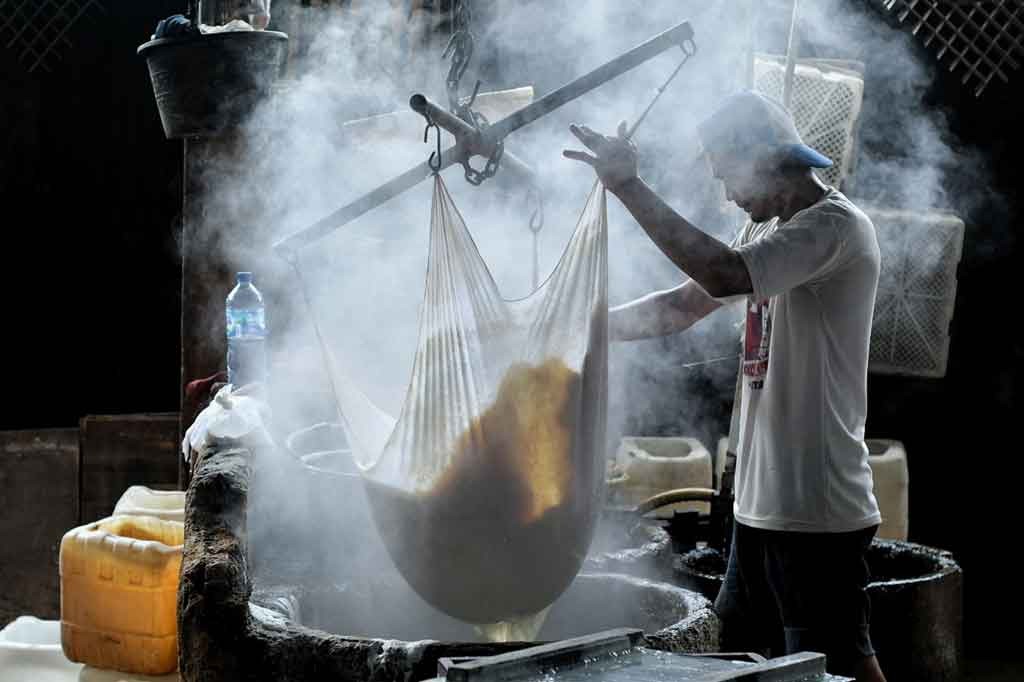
left=563, top=120, right=639, bottom=192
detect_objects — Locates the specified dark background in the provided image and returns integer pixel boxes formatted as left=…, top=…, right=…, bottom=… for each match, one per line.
left=1, top=0, right=183, bottom=425
left=0, top=0, right=1019, bottom=663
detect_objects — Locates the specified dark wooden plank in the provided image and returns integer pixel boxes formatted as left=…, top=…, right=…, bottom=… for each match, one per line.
left=0, top=428, right=79, bottom=627
left=79, top=414, right=180, bottom=524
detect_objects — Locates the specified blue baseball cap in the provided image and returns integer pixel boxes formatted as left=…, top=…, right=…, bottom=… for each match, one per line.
left=697, top=90, right=833, bottom=169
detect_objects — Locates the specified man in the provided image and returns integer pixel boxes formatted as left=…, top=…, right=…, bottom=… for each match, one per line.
left=564, top=90, right=887, bottom=682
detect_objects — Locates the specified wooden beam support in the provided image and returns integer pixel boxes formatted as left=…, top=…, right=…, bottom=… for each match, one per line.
left=0, top=429, right=79, bottom=627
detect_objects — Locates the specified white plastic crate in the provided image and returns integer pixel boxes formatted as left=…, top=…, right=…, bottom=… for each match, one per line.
left=0, top=616, right=180, bottom=681
left=753, top=55, right=865, bottom=190
left=866, top=208, right=965, bottom=378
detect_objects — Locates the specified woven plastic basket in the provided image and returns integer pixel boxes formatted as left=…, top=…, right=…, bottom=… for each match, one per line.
left=866, top=207, right=965, bottom=378
left=753, top=55, right=866, bottom=190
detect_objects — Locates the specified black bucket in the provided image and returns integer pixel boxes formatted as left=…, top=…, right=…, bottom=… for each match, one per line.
left=138, top=30, right=288, bottom=139
left=867, top=539, right=963, bottom=681
left=672, top=539, right=963, bottom=681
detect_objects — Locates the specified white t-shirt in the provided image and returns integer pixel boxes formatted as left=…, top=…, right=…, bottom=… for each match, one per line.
left=725, top=187, right=882, bottom=533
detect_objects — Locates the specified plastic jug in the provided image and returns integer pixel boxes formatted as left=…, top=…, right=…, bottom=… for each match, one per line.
left=113, top=486, right=185, bottom=523
left=60, top=516, right=184, bottom=675
left=866, top=438, right=910, bottom=541
left=609, top=437, right=713, bottom=515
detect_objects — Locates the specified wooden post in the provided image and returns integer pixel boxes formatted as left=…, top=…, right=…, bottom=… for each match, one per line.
left=179, top=130, right=296, bottom=488
left=179, top=135, right=236, bottom=488
left=79, top=414, right=180, bottom=523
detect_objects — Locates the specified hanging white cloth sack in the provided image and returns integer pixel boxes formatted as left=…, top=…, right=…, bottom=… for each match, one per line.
left=327, top=175, right=608, bottom=625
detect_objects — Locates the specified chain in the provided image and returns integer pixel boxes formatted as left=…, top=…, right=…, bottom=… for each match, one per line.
left=626, top=37, right=698, bottom=140
left=443, top=0, right=474, bottom=115
left=440, top=0, right=505, bottom=185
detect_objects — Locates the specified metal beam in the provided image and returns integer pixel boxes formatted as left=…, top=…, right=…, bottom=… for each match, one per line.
left=273, top=19, right=694, bottom=255
left=485, top=20, right=694, bottom=143
left=441, top=629, right=644, bottom=682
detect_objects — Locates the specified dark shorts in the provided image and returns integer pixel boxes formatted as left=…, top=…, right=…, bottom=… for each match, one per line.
left=713, top=521, right=877, bottom=676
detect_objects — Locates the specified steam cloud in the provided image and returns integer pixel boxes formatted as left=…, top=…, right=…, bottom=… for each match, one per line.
left=194, top=0, right=995, bottom=640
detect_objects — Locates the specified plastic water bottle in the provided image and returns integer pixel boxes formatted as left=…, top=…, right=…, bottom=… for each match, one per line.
left=226, top=272, right=267, bottom=387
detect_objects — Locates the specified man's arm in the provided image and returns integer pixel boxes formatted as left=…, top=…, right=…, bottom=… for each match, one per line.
left=564, top=122, right=752, bottom=299
left=610, top=177, right=752, bottom=299
left=610, top=280, right=722, bottom=342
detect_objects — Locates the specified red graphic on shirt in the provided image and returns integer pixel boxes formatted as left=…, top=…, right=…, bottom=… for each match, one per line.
left=743, top=299, right=771, bottom=389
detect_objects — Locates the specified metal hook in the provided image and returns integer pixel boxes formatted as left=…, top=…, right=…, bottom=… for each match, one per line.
left=424, top=115, right=443, bottom=173
left=528, top=186, right=544, bottom=233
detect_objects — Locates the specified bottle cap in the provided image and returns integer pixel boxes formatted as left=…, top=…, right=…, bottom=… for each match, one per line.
left=237, top=272, right=253, bottom=283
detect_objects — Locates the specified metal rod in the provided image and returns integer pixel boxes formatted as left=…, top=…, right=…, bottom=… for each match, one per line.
left=484, top=19, right=693, bottom=143
left=782, top=0, right=801, bottom=109
left=273, top=146, right=461, bottom=255
left=745, top=0, right=757, bottom=89
left=276, top=19, right=694, bottom=254
left=408, top=94, right=538, bottom=183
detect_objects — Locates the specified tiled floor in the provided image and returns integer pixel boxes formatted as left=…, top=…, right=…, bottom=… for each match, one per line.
left=964, top=659, right=1024, bottom=681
